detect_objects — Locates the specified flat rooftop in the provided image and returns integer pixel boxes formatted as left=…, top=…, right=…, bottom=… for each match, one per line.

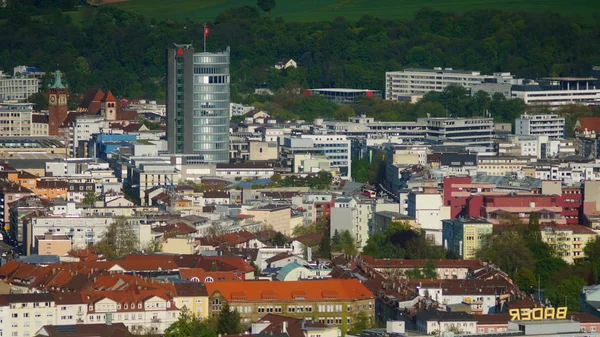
left=309, top=88, right=380, bottom=93
left=543, top=77, right=597, bottom=81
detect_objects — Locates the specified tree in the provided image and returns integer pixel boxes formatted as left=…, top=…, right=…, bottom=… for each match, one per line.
left=164, top=308, right=216, bottom=337
left=405, top=266, right=423, bottom=279
left=586, top=236, right=600, bottom=283
left=331, top=230, right=358, bottom=256
left=83, top=190, right=97, bottom=206
left=477, top=231, right=535, bottom=277
left=545, top=276, right=585, bottom=312
left=513, top=268, right=536, bottom=291
left=333, top=105, right=356, bottom=121
left=95, top=217, right=139, bottom=259
left=422, top=260, right=439, bottom=279
left=257, top=0, right=276, bottom=14
left=217, top=303, right=243, bottom=335
left=142, top=239, right=162, bottom=253
left=272, top=232, right=288, bottom=246
left=270, top=173, right=282, bottom=184
left=349, top=311, right=373, bottom=335
left=27, top=93, right=48, bottom=111
left=318, top=234, right=332, bottom=259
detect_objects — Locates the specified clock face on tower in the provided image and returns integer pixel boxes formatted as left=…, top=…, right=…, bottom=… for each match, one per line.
left=58, top=95, right=67, bottom=105
left=49, top=94, right=57, bottom=105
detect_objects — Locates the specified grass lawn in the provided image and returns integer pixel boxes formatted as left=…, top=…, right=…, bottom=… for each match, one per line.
left=106, top=0, right=600, bottom=22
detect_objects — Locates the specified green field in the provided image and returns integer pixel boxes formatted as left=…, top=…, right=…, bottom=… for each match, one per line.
left=106, top=0, right=599, bottom=22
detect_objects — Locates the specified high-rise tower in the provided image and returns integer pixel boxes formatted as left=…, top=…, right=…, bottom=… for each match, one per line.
left=167, top=44, right=230, bottom=163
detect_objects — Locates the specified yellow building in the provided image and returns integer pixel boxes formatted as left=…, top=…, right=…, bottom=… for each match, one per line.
left=442, top=218, right=493, bottom=260
left=246, top=205, right=292, bottom=235
left=205, top=279, right=375, bottom=325
left=540, top=225, right=598, bottom=264
left=172, top=283, right=210, bottom=319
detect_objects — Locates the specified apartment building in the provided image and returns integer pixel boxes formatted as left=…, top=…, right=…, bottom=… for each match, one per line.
left=299, top=135, right=351, bottom=178
left=477, top=156, right=533, bottom=176
left=407, top=191, right=450, bottom=245
left=515, top=114, right=565, bottom=139
left=73, top=115, right=110, bottom=157
left=0, top=103, right=33, bottom=136
left=385, top=68, right=492, bottom=102
left=540, top=224, right=597, bottom=264
left=442, top=218, right=493, bottom=260
left=127, top=158, right=181, bottom=204
left=205, top=279, right=375, bottom=325
left=246, top=205, right=292, bottom=235
left=26, top=216, right=151, bottom=254
left=3, top=293, right=56, bottom=337
left=330, top=197, right=372, bottom=249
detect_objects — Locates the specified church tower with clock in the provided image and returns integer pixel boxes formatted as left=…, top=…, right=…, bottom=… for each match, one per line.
left=48, top=70, right=68, bottom=136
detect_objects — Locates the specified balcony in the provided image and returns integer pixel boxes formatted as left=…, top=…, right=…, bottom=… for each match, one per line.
left=151, top=317, right=161, bottom=323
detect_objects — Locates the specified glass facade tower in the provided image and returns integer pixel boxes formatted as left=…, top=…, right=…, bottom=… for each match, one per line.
left=167, top=44, right=230, bottom=163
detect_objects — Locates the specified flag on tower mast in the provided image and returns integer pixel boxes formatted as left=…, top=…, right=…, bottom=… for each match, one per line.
left=203, top=23, right=209, bottom=52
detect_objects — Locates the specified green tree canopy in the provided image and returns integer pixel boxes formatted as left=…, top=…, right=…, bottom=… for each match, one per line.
left=217, top=303, right=244, bottom=335
left=95, top=217, right=139, bottom=260
left=164, top=308, right=217, bottom=337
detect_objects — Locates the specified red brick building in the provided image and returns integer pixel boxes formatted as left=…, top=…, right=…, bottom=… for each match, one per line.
left=47, top=70, right=68, bottom=136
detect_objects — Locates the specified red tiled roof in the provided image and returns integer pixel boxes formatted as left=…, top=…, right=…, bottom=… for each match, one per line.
left=152, top=222, right=197, bottom=237
left=217, top=230, right=257, bottom=245
left=179, top=269, right=242, bottom=282
left=361, top=255, right=483, bottom=270
left=206, top=279, right=373, bottom=302
left=576, top=117, right=600, bottom=132
left=102, top=90, right=116, bottom=102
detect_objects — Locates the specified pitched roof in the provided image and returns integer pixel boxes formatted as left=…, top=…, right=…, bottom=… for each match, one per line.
left=173, top=282, right=208, bottom=297
left=179, top=269, right=242, bottom=282
left=360, top=255, right=483, bottom=270
left=34, top=323, right=130, bottom=337
left=257, top=314, right=330, bottom=337
left=102, top=90, right=116, bottom=102
left=575, top=117, right=600, bottom=132
left=417, top=308, right=475, bottom=322
left=205, top=279, right=373, bottom=302
left=78, top=88, right=104, bottom=113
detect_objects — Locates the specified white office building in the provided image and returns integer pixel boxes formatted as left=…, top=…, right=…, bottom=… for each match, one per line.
left=323, top=115, right=427, bottom=142
left=419, top=117, right=495, bottom=153
left=282, top=135, right=351, bottom=178
left=511, top=77, right=600, bottom=107
left=0, top=71, right=39, bottom=101
left=385, top=67, right=492, bottom=102
left=515, top=114, right=565, bottom=139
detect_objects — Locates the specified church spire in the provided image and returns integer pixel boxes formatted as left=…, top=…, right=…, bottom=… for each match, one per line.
left=50, top=70, right=65, bottom=89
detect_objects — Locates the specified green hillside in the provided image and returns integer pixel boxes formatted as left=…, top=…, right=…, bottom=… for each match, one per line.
left=107, top=0, right=599, bottom=22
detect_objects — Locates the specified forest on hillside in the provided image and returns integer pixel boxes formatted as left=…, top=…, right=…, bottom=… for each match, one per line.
left=0, top=4, right=599, bottom=101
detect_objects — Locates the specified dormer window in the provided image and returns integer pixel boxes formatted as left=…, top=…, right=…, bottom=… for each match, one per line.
left=123, top=303, right=127, bottom=309
left=138, top=303, right=142, bottom=309
left=131, top=302, right=135, bottom=309
left=89, top=305, right=93, bottom=311
left=117, top=304, right=122, bottom=310
left=167, top=302, right=171, bottom=308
